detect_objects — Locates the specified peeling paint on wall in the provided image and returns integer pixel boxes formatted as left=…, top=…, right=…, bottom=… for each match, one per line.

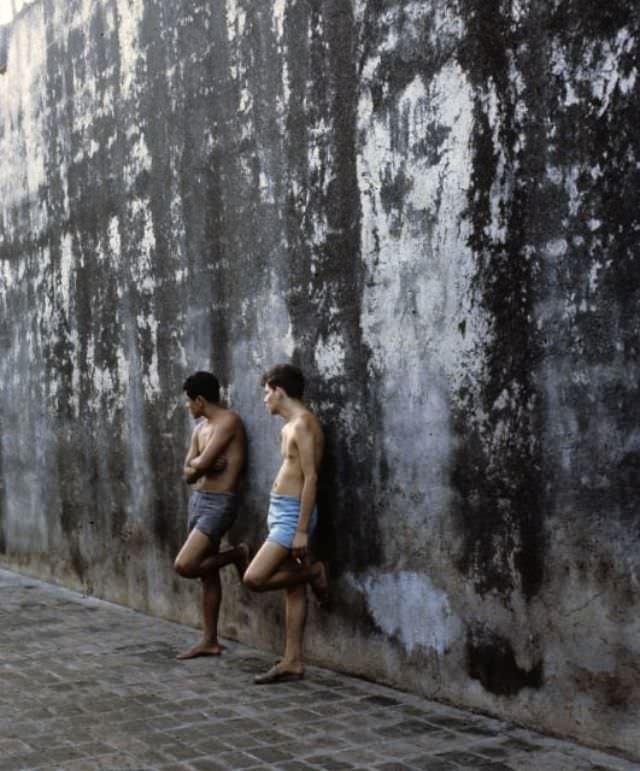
left=350, top=570, right=463, bottom=656
left=0, top=0, right=639, bottom=758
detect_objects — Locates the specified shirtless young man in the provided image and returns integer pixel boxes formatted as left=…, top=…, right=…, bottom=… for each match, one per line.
left=243, top=363, right=329, bottom=684
left=174, top=371, right=249, bottom=659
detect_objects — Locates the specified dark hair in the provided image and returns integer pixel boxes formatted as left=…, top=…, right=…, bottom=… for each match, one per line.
left=261, top=364, right=304, bottom=399
left=183, top=371, right=220, bottom=404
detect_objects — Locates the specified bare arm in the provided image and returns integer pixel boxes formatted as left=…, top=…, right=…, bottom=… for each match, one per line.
left=291, top=421, right=319, bottom=559
left=183, top=427, right=203, bottom=484
left=189, top=414, right=236, bottom=472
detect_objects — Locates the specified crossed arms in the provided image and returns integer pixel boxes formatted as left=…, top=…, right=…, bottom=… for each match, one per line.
left=183, top=415, right=236, bottom=483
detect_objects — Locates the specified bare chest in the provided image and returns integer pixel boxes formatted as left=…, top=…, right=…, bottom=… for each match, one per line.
left=279, top=427, right=298, bottom=461
left=197, top=423, right=217, bottom=451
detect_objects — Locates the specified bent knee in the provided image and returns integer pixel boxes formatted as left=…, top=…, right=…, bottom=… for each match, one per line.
left=243, top=569, right=265, bottom=591
left=174, top=557, right=196, bottom=578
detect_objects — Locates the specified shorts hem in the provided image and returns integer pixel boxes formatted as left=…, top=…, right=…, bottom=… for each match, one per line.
left=193, top=525, right=224, bottom=542
left=267, top=533, right=292, bottom=549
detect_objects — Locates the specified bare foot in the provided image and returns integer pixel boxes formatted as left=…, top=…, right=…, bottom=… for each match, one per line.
left=254, top=663, right=304, bottom=684
left=310, top=561, right=329, bottom=608
left=234, top=543, right=250, bottom=581
left=176, top=641, right=226, bottom=660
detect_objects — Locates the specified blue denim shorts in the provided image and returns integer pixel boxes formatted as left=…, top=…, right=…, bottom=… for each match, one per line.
left=188, top=491, right=236, bottom=546
left=267, top=494, right=318, bottom=549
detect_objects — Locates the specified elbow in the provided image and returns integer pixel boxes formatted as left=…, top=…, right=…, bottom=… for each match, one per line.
left=304, top=473, right=318, bottom=488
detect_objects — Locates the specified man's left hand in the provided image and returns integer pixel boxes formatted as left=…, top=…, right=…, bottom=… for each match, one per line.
left=291, top=530, right=308, bottom=563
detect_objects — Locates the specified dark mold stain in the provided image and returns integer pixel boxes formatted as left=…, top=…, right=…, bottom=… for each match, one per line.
left=282, top=0, right=384, bottom=577
left=0, top=25, right=9, bottom=75
left=467, top=631, right=543, bottom=696
left=450, top=0, right=550, bottom=600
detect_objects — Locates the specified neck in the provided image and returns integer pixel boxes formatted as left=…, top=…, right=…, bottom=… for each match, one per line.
left=203, top=403, right=222, bottom=420
left=278, top=398, right=305, bottom=421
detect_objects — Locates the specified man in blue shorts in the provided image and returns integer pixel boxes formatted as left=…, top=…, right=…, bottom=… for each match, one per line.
left=174, top=371, right=249, bottom=659
left=243, top=364, right=329, bottom=683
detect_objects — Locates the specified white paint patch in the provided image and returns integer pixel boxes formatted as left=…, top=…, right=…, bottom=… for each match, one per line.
left=125, top=128, right=153, bottom=184
left=116, top=0, right=144, bottom=100
left=129, top=197, right=157, bottom=292
left=546, top=238, right=568, bottom=259
left=588, top=260, right=603, bottom=293
left=108, top=215, right=121, bottom=260
left=59, top=231, right=74, bottom=313
left=314, top=332, right=345, bottom=377
left=349, top=571, right=463, bottom=655
left=282, top=322, right=295, bottom=358
left=127, top=198, right=160, bottom=397
left=358, top=52, right=484, bottom=536
left=272, top=0, right=286, bottom=41
left=550, top=29, right=638, bottom=117
left=0, top=4, right=48, bottom=234
left=225, top=0, right=246, bottom=42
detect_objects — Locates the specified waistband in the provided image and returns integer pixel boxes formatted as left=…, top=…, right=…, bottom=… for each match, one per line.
left=192, top=490, right=236, bottom=498
left=269, top=493, right=300, bottom=502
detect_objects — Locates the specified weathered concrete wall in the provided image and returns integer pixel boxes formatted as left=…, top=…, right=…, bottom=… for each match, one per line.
left=0, top=0, right=638, bottom=757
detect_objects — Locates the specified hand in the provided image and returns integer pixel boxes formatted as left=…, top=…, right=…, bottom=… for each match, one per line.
left=184, top=467, right=200, bottom=484
left=211, top=457, right=228, bottom=473
left=291, top=530, right=308, bottom=565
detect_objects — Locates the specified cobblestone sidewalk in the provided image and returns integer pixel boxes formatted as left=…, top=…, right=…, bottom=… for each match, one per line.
left=0, top=569, right=636, bottom=771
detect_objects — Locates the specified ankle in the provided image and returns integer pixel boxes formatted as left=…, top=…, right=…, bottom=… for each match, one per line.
left=281, top=658, right=304, bottom=671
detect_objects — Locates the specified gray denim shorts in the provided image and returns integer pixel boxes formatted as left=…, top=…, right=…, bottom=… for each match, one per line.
left=188, top=491, right=236, bottom=546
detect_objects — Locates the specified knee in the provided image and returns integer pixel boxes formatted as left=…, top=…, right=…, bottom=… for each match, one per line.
left=174, top=557, right=194, bottom=578
left=243, top=568, right=264, bottom=592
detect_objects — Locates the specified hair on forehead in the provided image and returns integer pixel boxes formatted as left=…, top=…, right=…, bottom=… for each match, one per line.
left=261, top=363, right=304, bottom=399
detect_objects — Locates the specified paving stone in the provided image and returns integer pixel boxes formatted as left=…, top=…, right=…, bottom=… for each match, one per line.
left=0, top=568, right=636, bottom=771
left=435, top=748, right=493, bottom=766
left=304, top=755, right=355, bottom=770
left=404, top=757, right=458, bottom=771
left=375, top=764, right=416, bottom=771
left=250, top=728, right=292, bottom=744
left=379, top=720, right=442, bottom=739
left=216, top=749, right=262, bottom=768
left=190, top=758, right=227, bottom=771
left=192, top=738, right=234, bottom=754
left=247, top=745, right=295, bottom=762
left=463, top=741, right=511, bottom=760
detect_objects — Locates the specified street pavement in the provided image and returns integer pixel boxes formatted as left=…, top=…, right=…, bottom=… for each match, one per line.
left=0, top=569, right=636, bottom=771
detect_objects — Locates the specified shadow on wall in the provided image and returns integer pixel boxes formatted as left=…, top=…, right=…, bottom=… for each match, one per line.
left=0, top=26, right=8, bottom=73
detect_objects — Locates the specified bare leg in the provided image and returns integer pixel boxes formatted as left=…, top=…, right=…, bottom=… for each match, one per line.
left=174, top=530, right=247, bottom=659
left=202, top=570, right=222, bottom=647
left=247, top=558, right=325, bottom=592
left=243, top=540, right=325, bottom=593
left=282, top=584, right=306, bottom=674
left=197, top=544, right=249, bottom=579
left=175, top=532, right=249, bottom=580
left=246, top=542, right=328, bottom=683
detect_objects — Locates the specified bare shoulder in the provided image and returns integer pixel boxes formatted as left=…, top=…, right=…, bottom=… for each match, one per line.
left=292, top=410, right=322, bottom=439
left=220, top=408, right=244, bottom=432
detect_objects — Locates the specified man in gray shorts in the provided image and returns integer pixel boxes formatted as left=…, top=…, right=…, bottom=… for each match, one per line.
left=174, top=371, right=249, bottom=659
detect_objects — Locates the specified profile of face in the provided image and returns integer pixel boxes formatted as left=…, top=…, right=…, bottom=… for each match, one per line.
left=185, top=395, right=205, bottom=419
left=263, top=384, right=281, bottom=415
